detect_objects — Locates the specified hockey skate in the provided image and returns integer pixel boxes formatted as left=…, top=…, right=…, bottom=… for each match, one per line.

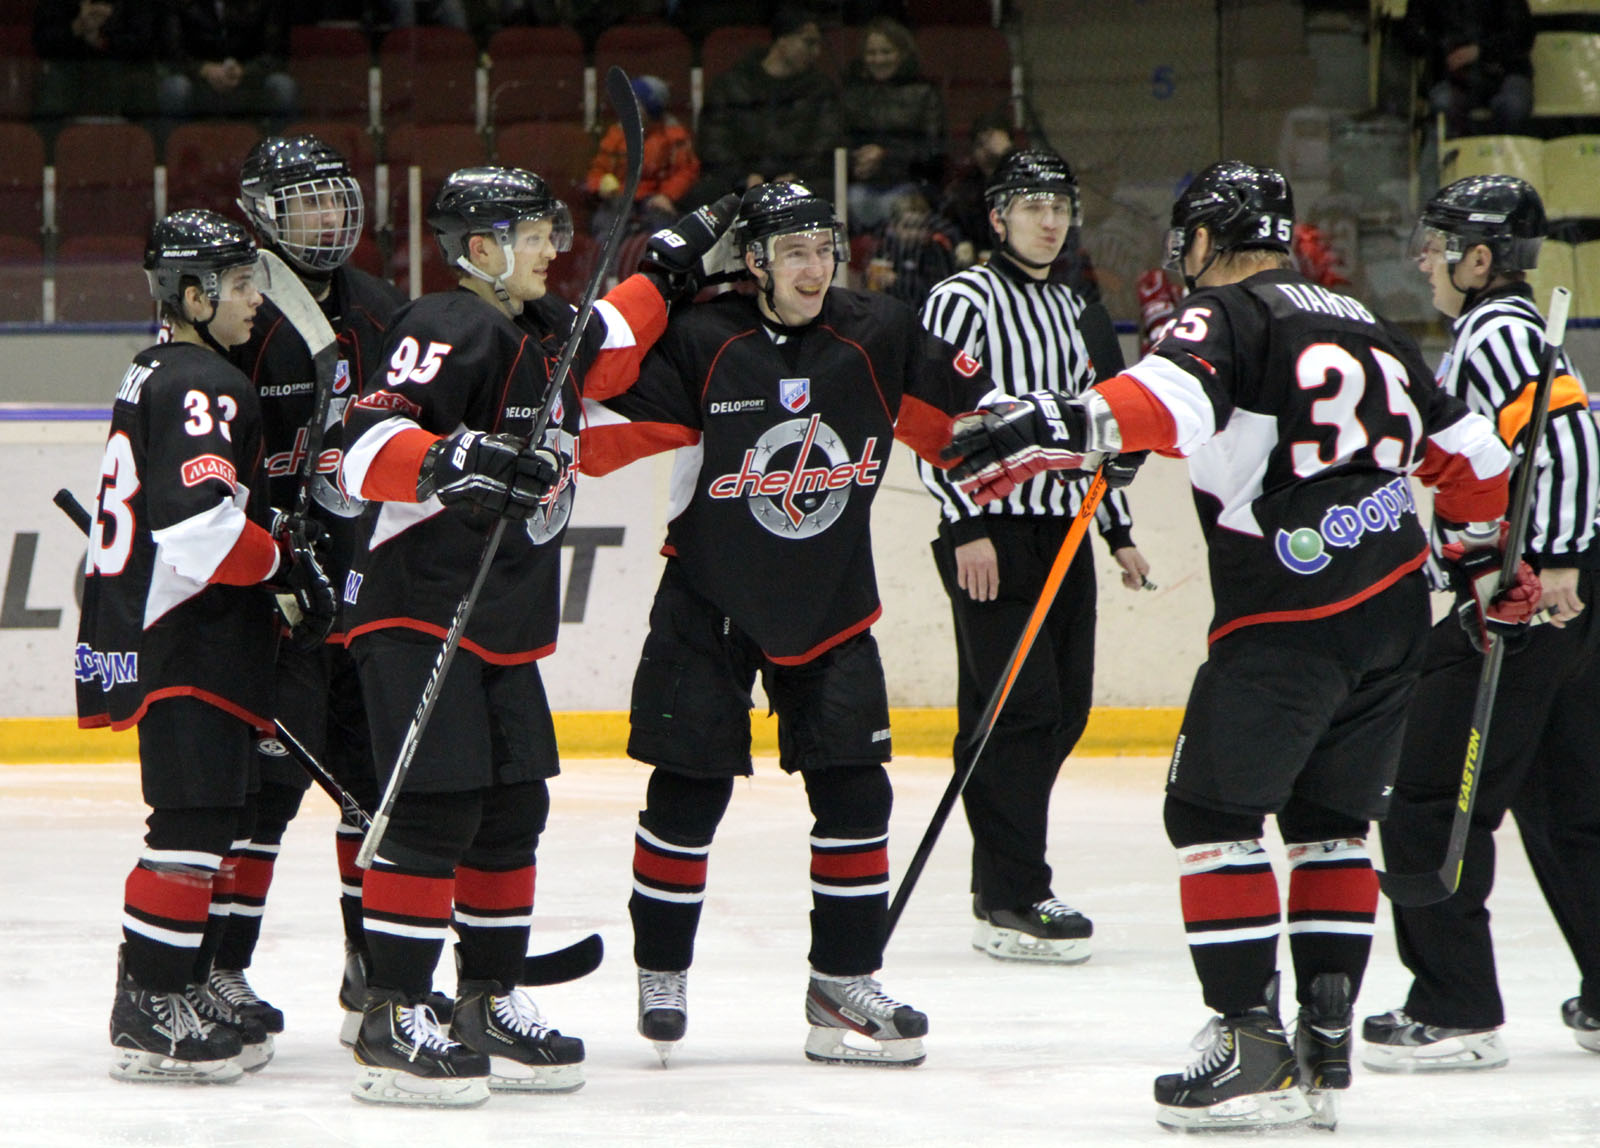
left=1293, top=973, right=1352, bottom=1131
left=338, top=944, right=454, bottom=1048
left=804, top=972, right=928, bottom=1067
left=971, top=896, right=1092, bottom=965
left=451, top=980, right=585, bottom=1092
left=1562, top=998, right=1600, bottom=1053
left=351, top=989, right=490, bottom=1107
left=205, top=967, right=284, bottom=1033
left=637, top=968, right=688, bottom=1066
left=1154, top=977, right=1310, bottom=1132
left=1360, top=1008, right=1508, bottom=1072
left=109, top=948, right=244, bottom=1084
left=188, top=980, right=274, bottom=1072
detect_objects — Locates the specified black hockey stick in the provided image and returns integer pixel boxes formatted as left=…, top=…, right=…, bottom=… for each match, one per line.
left=356, top=65, right=647, bottom=868
left=1377, top=285, right=1571, bottom=907
left=886, top=466, right=1111, bottom=940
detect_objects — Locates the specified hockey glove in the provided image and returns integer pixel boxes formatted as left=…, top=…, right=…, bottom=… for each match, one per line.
left=416, top=430, right=548, bottom=521
left=640, top=193, right=742, bottom=303
left=1442, top=525, right=1543, bottom=653
left=270, top=512, right=338, bottom=650
left=941, top=393, right=1101, bottom=505
left=1104, top=450, right=1148, bottom=491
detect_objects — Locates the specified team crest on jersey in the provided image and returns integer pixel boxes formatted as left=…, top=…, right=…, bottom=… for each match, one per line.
left=707, top=414, right=882, bottom=539
left=333, top=359, right=352, bottom=395
left=1274, top=475, right=1415, bottom=575
left=181, top=454, right=237, bottom=488
left=779, top=378, right=810, bottom=413
left=953, top=350, right=981, bottom=377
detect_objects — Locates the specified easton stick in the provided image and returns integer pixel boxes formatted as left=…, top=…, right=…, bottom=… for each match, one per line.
left=1377, top=285, right=1571, bottom=907
left=355, top=65, right=647, bottom=868
left=885, top=465, right=1111, bottom=940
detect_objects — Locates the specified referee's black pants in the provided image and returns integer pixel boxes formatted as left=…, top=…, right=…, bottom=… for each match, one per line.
left=933, top=516, right=1097, bottom=913
left=1380, top=569, right=1600, bottom=1027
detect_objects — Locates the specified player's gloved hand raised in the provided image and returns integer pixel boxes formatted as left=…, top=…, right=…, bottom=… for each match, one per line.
left=417, top=430, right=561, bottom=522
left=1442, top=524, right=1543, bottom=653
left=269, top=512, right=337, bottom=650
left=640, top=192, right=742, bottom=303
left=940, top=392, right=1102, bottom=505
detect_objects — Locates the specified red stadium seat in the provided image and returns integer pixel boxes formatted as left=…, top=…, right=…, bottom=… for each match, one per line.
left=379, top=26, right=480, bottom=128
left=0, top=123, right=43, bottom=241
left=0, top=235, right=42, bottom=323
left=698, top=25, right=769, bottom=78
left=164, top=122, right=262, bottom=219
left=383, top=123, right=489, bottom=295
left=0, top=25, right=36, bottom=120
left=289, top=25, right=372, bottom=121
left=917, top=26, right=1014, bottom=135
left=493, top=120, right=597, bottom=230
left=486, top=26, right=587, bottom=127
left=53, top=123, right=157, bottom=240
left=54, top=234, right=152, bottom=324
left=594, top=23, right=693, bottom=120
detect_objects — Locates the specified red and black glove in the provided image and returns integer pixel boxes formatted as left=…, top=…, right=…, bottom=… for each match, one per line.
left=941, top=393, right=1101, bottom=505
left=1442, top=524, right=1543, bottom=652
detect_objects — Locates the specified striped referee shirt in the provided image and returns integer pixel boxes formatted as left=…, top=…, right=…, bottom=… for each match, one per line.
left=916, top=254, right=1136, bottom=549
left=1432, top=283, right=1600, bottom=572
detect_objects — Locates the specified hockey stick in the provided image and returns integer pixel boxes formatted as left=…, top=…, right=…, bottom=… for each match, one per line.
left=255, top=250, right=341, bottom=522
left=886, top=466, right=1111, bottom=940
left=355, top=65, right=647, bottom=869
left=1377, top=285, right=1571, bottom=907
left=57, top=480, right=607, bottom=982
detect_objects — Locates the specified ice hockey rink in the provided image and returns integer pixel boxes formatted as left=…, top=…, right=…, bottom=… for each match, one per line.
left=4, top=753, right=1597, bottom=1147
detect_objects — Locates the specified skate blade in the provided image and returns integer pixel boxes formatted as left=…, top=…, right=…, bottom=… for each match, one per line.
left=338, top=1009, right=361, bottom=1049
left=1360, top=1031, right=1508, bottom=1073
left=487, top=1058, right=585, bottom=1093
left=651, top=1040, right=677, bottom=1067
left=1305, top=1088, right=1340, bottom=1131
left=351, top=1064, right=491, bottom=1107
left=238, top=1036, right=275, bottom=1073
left=1155, top=1086, right=1312, bottom=1132
left=971, top=922, right=1091, bottom=965
left=110, top=1046, right=244, bottom=1084
left=804, top=1026, right=925, bottom=1067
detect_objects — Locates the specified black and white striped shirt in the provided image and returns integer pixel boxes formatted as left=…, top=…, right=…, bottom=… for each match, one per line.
left=1434, top=283, right=1600, bottom=570
left=916, top=255, right=1135, bottom=548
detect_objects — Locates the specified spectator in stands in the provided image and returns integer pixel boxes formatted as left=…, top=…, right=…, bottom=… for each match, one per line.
left=1398, top=0, right=1534, bottom=138
left=689, top=6, right=841, bottom=207
left=939, top=113, right=1015, bottom=268
left=859, top=186, right=957, bottom=308
left=586, top=75, right=701, bottom=238
left=839, top=17, right=946, bottom=233
left=157, top=1, right=297, bottom=125
left=33, top=1, right=161, bottom=122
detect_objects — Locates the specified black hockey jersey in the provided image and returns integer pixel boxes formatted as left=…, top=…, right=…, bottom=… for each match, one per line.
left=580, top=287, right=991, bottom=663
left=75, top=342, right=279, bottom=731
left=1096, top=267, right=1510, bottom=643
left=340, top=276, right=666, bottom=662
left=234, top=265, right=407, bottom=632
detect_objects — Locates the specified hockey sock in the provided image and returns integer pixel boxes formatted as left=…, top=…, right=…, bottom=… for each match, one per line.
left=630, top=771, right=731, bottom=970
left=453, top=863, right=535, bottom=987
left=123, top=859, right=218, bottom=991
left=805, top=765, right=892, bottom=976
left=335, top=821, right=366, bottom=950
left=362, top=861, right=455, bottom=999
left=1177, top=839, right=1281, bottom=1015
left=212, top=780, right=299, bottom=970
left=1286, top=837, right=1378, bottom=1002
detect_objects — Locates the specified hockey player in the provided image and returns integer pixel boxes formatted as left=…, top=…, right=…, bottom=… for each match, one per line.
left=578, top=182, right=993, bottom=1068
left=1362, top=175, right=1600, bottom=1071
left=338, top=166, right=735, bottom=1106
left=917, top=148, right=1148, bottom=965
left=201, top=133, right=409, bottom=1046
left=939, top=162, right=1524, bottom=1130
left=80, top=210, right=336, bottom=1083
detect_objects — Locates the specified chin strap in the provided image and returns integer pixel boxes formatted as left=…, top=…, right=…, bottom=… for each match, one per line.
left=456, top=226, right=518, bottom=307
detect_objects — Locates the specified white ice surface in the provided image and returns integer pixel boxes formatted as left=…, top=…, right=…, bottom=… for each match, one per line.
left=3, top=756, right=1596, bottom=1147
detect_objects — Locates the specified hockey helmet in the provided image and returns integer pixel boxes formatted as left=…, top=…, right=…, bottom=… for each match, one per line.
left=428, top=166, right=573, bottom=268
left=1409, top=174, right=1545, bottom=274
left=238, top=134, right=364, bottom=276
left=730, top=182, right=846, bottom=272
left=984, top=148, right=1081, bottom=229
left=145, top=209, right=262, bottom=309
left=1165, top=160, right=1295, bottom=272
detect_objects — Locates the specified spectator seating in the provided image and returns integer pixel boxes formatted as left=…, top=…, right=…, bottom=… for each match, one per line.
left=486, top=26, right=588, bottom=127
left=0, top=23, right=35, bottom=121
left=1571, top=241, right=1600, bottom=320
left=1437, top=134, right=1544, bottom=189
left=822, top=24, right=860, bottom=82
left=492, top=120, right=597, bottom=229
left=53, top=123, right=157, bottom=240
left=594, top=22, right=693, bottom=120
left=54, top=234, right=151, bottom=323
left=383, top=122, right=489, bottom=295
left=908, top=0, right=1003, bottom=26
left=289, top=25, right=373, bottom=123
left=0, top=235, right=42, bottom=323
left=1532, top=33, right=1600, bottom=117
left=380, top=26, right=481, bottom=128
left=0, top=123, right=43, bottom=241
left=1541, top=136, right=1600, bottom=222
left=164, top=121, right=262, bottom=220
left=917, top=25, right=1016, bottom=136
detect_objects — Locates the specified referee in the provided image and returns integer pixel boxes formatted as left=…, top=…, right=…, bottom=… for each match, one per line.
left=1364, top=175, right=1600, bottom=1070
left=916, top=148, right=1150, bottom=965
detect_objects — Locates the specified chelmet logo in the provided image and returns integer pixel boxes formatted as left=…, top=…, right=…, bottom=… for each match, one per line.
left=707, top=414, right=881, bottom=539
left=1274, top=476, right=1415, bottom=574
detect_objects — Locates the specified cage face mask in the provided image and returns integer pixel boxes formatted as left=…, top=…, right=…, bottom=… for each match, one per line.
left=255, top=175, right=365, bottom=274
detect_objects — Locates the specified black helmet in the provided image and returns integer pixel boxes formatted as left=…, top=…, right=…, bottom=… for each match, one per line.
left=238, top=134, right=364, bottom=276
left=428, top=166, right=573, bottom=268
left=1412, top=174, right=1545, bottom=273
left=1165, top=160, right=1295, bottom=272
left=984, top=148, right=1081, bottom=228
left=730, top=182, right=845, bottom=272
left=144, top=209, right=259, bottom=308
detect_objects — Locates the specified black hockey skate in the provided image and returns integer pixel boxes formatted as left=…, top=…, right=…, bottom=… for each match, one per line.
left=1294, top=972, right=1352, bottom=1130
left=205, top=967, right=284, bottom=1033
left=109, top=948, right=243, bottom=1084
left=338, top=944, right=453, bottom=1048
left=451, top=979, right=585, bottom=1092
left=352, top=988, right=490, bottom=1107
left=1562, top=997, right=1600, bottom=1053
left=637, top=968, right=688, bottom=1066
left=1154, top=977, right=1310, bottom=1132
left=188, top=980, right=274, bottom=1072
left=1360, top=1008, right=1507, bottom=1073
left=804, top=972, right=928, bottom=1067
left=971, top=895, right=1092, bottom=965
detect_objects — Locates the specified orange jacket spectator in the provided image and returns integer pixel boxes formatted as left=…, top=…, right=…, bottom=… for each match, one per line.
left=585, top=76, right=700, bottom=214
